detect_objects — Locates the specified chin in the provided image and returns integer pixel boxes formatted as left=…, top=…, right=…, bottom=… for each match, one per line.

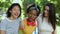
left=14, top=16, right=18, bottom=19
left=45, top=15, right=48, bottom=17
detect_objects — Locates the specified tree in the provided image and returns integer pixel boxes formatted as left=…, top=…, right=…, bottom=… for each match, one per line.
left=0, top=0, right=13, bottom=13
left=21, top=0, right=60, bottom=26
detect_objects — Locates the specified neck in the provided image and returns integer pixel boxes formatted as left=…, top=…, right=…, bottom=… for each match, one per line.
left=8, top=16, right=16, bottom=20
left=27, top=19, right=35, bottom=22
left=45, top=16, right=49, bottom=19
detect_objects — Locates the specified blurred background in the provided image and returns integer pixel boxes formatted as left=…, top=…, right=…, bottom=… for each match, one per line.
left=0, top=0, right=60, bottom=34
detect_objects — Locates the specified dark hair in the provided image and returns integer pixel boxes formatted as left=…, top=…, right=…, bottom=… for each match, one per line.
left=42, top=3, right=56, bottom=30
left=6, top=3, right=21, bottom=17
left=26, top=4, right=40, bottom=16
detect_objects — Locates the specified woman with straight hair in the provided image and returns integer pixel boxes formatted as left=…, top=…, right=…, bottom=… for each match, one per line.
left=37, top=3, right=56, bottom=34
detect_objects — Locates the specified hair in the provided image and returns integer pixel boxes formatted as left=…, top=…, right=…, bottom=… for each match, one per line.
left=42, top=3, right=56, bottom=30
left=6, top=3, right=21, bottom=18
left=26, top=4, right=40, bottom=16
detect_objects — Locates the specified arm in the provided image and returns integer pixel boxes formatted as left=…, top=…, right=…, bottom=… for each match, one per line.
left=52, top=25, right=57, bottom=34
left=52, top=30, right=56, bottom=34
left=0, top=30, right=6, bottom=34
left=19, top=20, right=25, bottom=30
left=0, top=20, right=6, bottom=34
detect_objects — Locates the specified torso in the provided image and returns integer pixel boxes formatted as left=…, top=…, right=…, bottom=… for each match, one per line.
left=23, top=18, right=37, bottom=34
left=1, top=17, right=20, bottom=34
left=37, top=15, right=54, bottom=34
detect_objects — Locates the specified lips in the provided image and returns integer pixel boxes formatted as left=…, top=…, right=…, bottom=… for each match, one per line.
left=14, top=13, right=19, bottom=17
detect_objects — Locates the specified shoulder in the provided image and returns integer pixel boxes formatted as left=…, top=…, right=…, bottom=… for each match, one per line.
left=0, top=17, right=7, bottom=27
left=16, top=18, right=22, bottom=24
left=21, top=18, right=28, bottom=24
left=36, top=14, right=42, bottom=20
left=38, top=14, right=42, bottom=18
left=22, top=17, right=27, bottom=21
left=1, top=17, right=7, bottom=23
left=17, top=18, right=21, bottom=21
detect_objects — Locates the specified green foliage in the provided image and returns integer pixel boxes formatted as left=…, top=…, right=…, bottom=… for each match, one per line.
left=22, top=0, right=60, bottom=26
left=0, top=0, right=13, bottom=10
left=0, top=0, right=60, bottom=26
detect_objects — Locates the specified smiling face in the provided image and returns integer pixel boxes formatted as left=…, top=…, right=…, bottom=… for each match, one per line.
left=44, top=6, right=49, bottom=17
left=10, top=6, right=20, bottom=19
left=28, top=10, right=37, bottom=22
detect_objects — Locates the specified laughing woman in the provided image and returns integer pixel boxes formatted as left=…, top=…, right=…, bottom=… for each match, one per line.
left=21, top=4, right=40, bottom=34
left=0, top=3, right=22, bottom=34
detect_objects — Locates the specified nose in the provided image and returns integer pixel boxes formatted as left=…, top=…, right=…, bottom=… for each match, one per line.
left=16, top=10, right=20, bottom=14
left=29, top=14, right=33, bottom=18
left=45, top=10, right=48, bottom=12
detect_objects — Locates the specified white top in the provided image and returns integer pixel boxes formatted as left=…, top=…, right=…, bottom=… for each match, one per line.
left=0, top=17, right=21, bottom=34
left=37, top=14, right=54, bottom=34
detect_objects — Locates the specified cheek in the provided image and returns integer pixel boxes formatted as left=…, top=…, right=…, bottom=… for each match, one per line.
left=44, top=11, right=48, bottom=16
left=17, top=11, right=20, bottom=15
left=11, top=10, right=16, bottom=14
left=33, top=16, right=37, bottom=20
left=13, top=11, right=20, bottom=14
left=28, top=14, right=31, bottom=17
left=12, top=11, right=16, bottom=14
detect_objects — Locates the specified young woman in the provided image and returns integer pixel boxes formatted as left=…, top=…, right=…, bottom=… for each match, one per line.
left=37, top=3, right=56, bottom=34
left=0, top=3, right=22, bottom=34
left=21, top=4, right=40, bottom=34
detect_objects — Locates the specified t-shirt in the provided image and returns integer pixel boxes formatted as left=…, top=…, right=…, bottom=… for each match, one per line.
left=0, top=17, right=21, bottom=34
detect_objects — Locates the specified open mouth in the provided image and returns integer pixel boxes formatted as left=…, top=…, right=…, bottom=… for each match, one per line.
left=14, top=13, right=19, bottom=17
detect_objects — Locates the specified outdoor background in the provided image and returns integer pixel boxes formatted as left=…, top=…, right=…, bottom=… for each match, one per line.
left=0, top=0, right=60, bottom=34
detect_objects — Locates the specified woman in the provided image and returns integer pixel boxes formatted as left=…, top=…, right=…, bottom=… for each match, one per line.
left=37, top=3, right=56, bottom=34
left=0, top=3, right=22, bottom=34
left=21, top=4, right=40, bottom=34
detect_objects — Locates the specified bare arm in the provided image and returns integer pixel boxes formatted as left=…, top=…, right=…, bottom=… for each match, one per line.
left=0, top=30, right=6, bottom=34
left=0, top=20, right=6, bottom=34
left=19, top=20, right=25, bottom=30
left=52, top=26, right=57, bottom=34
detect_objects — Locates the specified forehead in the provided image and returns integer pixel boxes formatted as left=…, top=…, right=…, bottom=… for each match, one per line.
left=12, top=6, right=20, bottom=9
left=28, top=10, right=37, bottom=15
left=45, top=6, right=49, bottom=8
left=45, top=6, right=49, bottom=10
left=29, top=10, right=37, bottom=13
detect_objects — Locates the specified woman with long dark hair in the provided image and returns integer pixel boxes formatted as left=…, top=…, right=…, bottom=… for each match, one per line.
left=37, top=3, right=56, bottom=34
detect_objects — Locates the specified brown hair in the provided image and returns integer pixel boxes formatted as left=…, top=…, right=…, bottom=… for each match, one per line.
left=42, top=3, right=56, bottom=31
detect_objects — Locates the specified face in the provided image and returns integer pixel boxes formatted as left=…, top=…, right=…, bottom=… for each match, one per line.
left=28, top=10, right=37, bottom=22
left=10, top=6, right=20, bottom=19
left=44, top=6, right=49, bottom=17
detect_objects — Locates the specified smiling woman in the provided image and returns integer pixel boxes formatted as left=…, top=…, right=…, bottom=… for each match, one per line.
left=20, top=4, right=40, bottom=34
left=37, top=3, right=56, bottom=34
left=0, top=3, right=23, bottom=34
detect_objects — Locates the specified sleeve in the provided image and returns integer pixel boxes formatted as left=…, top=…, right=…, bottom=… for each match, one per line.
left=0, top=20, right=6, bottom=31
